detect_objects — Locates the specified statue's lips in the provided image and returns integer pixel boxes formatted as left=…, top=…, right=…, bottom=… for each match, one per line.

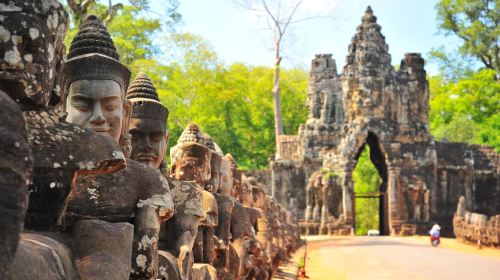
left=89, top=127, right=111, bottom=132
left=135, top=154, right=155, bottom=161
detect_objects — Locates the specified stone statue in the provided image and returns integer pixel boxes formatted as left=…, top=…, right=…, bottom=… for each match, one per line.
left=170, top=124, right=219, bottom=276
left=248, top=181, right=273, bottom=280
left=456, top=196, right=466, bottom=218
left=126, top=72, right=204, bottom=280
left=159, top=179, right=204, bottom=280
left=305, top=171, right=323, bottom=222
left=211, top=150, right=239, bottom=279
left=61, top=15, right=174, bottom=279
left=0, top=2, right=134, bottom=279
left=127, top=72, right=169, bottom=169
left=320, top=172, right=337, bottom=233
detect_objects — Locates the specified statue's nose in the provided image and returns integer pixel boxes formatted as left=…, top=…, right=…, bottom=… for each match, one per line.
left=142, top=136, right=153, bottom=152
left=90, top=105, right=106, bottom=125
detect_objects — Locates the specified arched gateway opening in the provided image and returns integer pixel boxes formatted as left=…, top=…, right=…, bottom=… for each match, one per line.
left=352, top=132, right=389, bottom=235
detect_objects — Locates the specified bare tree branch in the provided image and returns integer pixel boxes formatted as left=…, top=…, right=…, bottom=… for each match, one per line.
left=67, top=0, right=80, bottom=14
left=262, top=0, right=282, bottom=36
left=81, top=0, right=95, bottom=11
left=280, top=0, right=302, bottom=37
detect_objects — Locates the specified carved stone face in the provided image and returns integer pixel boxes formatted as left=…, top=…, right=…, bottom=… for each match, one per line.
left=252, top=189, right=267, bottom=209
left=129, top=117, right=168, bottom=169
left=173, top=157, right=207, bottom=182
left=171, top=143, right=212, bottom=184
left=208, top=153, right=221, bottom=193
left=219, top=158, right=233, bottom=195
left=241, top=181, right=253, bottom=207
left=65, top=79, right=129, bottom=142
left=230, top=169, right=242, bottom=200
left=0, top=1, right=68, bottom=108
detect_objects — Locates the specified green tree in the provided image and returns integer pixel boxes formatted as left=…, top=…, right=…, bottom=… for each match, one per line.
left=157, top=33, right=308, bottom=168
left=65, top=4, right=163, bottom=67
left=435, top=0, right=499, bottom=75
left=429, top=69, right=500, bottom=150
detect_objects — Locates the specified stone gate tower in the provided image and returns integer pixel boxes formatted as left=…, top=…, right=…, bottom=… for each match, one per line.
left=266, top=6, right=500, bottom=236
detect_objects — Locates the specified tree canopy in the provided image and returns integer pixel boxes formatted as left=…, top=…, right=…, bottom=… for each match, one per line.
left=435, top=0, right=499, bottom=75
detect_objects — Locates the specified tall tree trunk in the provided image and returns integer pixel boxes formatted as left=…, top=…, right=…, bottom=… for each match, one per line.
left=272, top=42, right=284, bottom=156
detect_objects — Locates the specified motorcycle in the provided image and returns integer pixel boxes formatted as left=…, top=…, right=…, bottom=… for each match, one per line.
left=430, top=235, right=440, bottom=247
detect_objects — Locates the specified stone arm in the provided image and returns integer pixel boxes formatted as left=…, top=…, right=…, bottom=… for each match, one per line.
left=131, top=205, right=161, bottom=279
left=132, top=170, right=174, bottom=279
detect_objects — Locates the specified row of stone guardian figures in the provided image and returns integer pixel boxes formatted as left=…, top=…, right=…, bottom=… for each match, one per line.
left=0, top=1, right=300, bottom=279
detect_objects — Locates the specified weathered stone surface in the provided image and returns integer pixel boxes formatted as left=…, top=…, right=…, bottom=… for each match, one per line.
left=453, top=196, right=500, bottom=247
left=73, top=220, right=133, bottom=280
left=158, top=250, right=183, bottom=280
left=63, top=160, right=173, bottom=279
left=25, top=109, right=126, bottom=231
left=0, top=90, right=32, bottom=278
left=159, top=178, right=203, bottom=280
left=7, top=233, right=78, bottom=280
left=192, top=263, right=217, bottom=280
left=0, top=0, right=68, bottom=109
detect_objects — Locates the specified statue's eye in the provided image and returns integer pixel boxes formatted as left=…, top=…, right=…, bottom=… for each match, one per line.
left=130, top=130, right=141, bottom=140
left=71, top=98, right=90, bottom=112
left=74, top=103, right=89, bottom=112
left=151, top=132, right=163, bottom=142
left=105, top=104, right=118, bottom=111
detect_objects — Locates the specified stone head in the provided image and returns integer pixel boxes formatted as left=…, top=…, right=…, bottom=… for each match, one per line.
left=200, top=134, right=223, bottom=193
left=127, top=72, right=169, bottom=169
left=241, top=175, right=257, bottom=206
left=170, top=142, right=212, bottom=184
left=0, top=0, right=68, bottom=109
left=225, top=153, right=242, bottom=199
left=207, top=149, right=221, bottom=193
left=62, top=15, right=131, bottom=142
left=171, top=124, right=219, bottom=184
left=219, top=156, right=233, bottom=196
left=252, top=185, right=267, bottom=209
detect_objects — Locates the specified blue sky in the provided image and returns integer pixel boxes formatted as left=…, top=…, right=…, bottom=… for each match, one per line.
left=167, top=0, right=460, bottom=75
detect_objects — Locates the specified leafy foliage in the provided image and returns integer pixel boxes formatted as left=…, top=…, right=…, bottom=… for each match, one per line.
left=156, top=34, right=307, bottom=168
left=65, top=4, right=162, bottom=67
left=435, top=0, right=499, bottom=74
left=429, top=69, right=500, bottom=150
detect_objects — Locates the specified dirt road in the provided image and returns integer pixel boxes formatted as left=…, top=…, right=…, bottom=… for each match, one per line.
left=301, top=236, right=500, bottom=280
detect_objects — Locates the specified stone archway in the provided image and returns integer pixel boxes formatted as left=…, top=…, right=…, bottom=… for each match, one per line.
left=344, top=132, right=390, bottom=235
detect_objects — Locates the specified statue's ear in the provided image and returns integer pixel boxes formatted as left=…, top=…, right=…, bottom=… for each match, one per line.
left=164, top=131, right=170, bottom=153
left=121, top=98, right=132, bottom=134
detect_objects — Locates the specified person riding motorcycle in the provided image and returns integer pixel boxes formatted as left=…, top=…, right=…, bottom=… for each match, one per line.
left=429, top=224, right=441, bottom=246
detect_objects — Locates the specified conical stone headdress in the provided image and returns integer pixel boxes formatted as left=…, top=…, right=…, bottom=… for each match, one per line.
left=61, top=15, right=131, bottom=100
left=177, top=123, right=205, bottom=144
left=127, top=72, right=169, bottom=125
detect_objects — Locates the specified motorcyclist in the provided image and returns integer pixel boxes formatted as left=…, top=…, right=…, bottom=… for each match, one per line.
left=429, top=224, right=441, bottom=246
